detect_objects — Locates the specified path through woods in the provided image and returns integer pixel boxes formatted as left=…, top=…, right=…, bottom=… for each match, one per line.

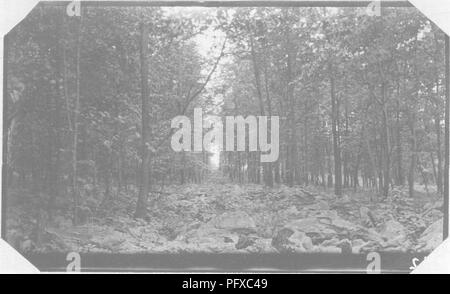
left=6, top=181, right=443, bottom=254
left=4, top=5, right=448, bottom=256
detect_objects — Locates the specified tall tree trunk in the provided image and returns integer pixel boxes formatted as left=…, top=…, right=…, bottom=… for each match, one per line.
left=353, top=128, right=365, bottom=191
left=134, top=22, right=150, bottom=219
left=263, top=46, right=274, bottom=187
left=395, top=99, right=404, bottom=186
left=408, top=113, right=417, bottom=198
left=72, top=14, right=82, bottom=225
left=381, top=84, right=390, bottom=198
left=434, top=113, right=443, bottom=194
left=303, top=114, right=309, bottom=185
left=48, top=17, right=64, bottom=221
left=430, top=151, right=437, bottom=186
left=285, top=31, right=297, bottom=187
left=329, top=62, right=342, bottom=196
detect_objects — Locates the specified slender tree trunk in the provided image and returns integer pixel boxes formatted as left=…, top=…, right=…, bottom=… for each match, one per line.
left=381, top=90, right=390, bottom=197
left=72, top=15, right=82, bottom=225
left=434, top=114, right=443, bottom=194
left=329, top=63, right=342, bottom=196
left=353, top=129, right=364, bottom=191
left=134, top=22, right=150, bottom=219
left=303, top=110, right=309, bottom=186
left=285, top=33, right=297, bottom=187
left=263, top=47, right=274, bottom=187
left=408, top=113, right=417, bottom=198
left=395, top=99, right=404, bottom=186
left=430, top=151, right=437, bottom=186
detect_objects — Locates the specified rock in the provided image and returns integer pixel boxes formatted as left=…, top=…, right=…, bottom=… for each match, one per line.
left=336, top=195, right=351, bottom=204
left=416, top=219, right=443, bottom=252
left=423, top=209, right=443, bottom=222
left=314, top=210, right=338, bottom=219
left=331, top=217, right=360, bottom=232
left=301, top=235, right=314, bottom=250
left=288, top=231, right=312, bottom=252
left=246, top=238, right=276, bottom=253
left=285, top=206, right=300, bottom=216
left=20, top=239, right=35, bottom=253
left=320, top=237, right=340, bottom=247
left=271, top=227, right=314, bottom=252
left=100, top=236, right=126, bottom=252
left=174, top=221, right=202, bottom=237
left=352, top=239, right=365, bottom=247
left=285, top=218, right=335, bottom=239
left=88, top=228, right=127, bottom=252
left=235, top=235, right=256, bottom=250
left=360, top=207, right=377, bottom=227
left=284, top=215, right=359, bottom=245
left=317, top=246, right=341, bottom=253
left=336, top=239, right=352, bottom=254
left=209, top=211, right=256, bottom=232
left=306, top=200, right=330, bottom=211
left=379, top=220, right=407, bottom=247
left=351, top=239, right=371, bottom=254
left=177, top=225, right=239, bottom=253
left=423, top=201, right=443, bottom=212
left=272, top=228, right=295, bottom=252
left=359, top=228, right=385, bottom=244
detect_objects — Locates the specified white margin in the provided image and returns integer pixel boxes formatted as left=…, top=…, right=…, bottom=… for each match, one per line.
left=0, top=239, right=39, bottom=273
left=0, top=0, right=449, bottom=274
left=412, top=238, right=450, bottom=274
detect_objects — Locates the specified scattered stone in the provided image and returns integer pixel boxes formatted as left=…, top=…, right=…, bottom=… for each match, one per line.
left=285, top=206, right=300, bottom=216
left=317, top=246, right=341, bottom=253
left=306, top=200, right=330, bottom=211
left=351, top=239, right=371, bottom=254
left=320, top=237, right=340, bottom=247
left=351, top=239, right=365, bottom=247
left=416, top=219, right=443, bottom=252
left=288, top=231, right=309, bottom=251
left=379, top=220, right=407, bottom=247
left=336, top=195, right=351, bottom=204
left=285, top=218, right=335, bottom=239
left=271, top=228, right=295, bottom=252
left=178, top=225, right=239, bottom=253
left=20, top=239, right=35, bottom=253
left=360, top=207, right=377, bottom=227
left=209, top=211, right=256, bottom=232
left=272, top=226, right=315, bottom=252
left=6, top=184, right=438, bottom=254
left=246, top=238, right=276, bottom=253
left=423, top=201, right=443, bottom=212
left=336, top=239, right=352, bottom=254
left=91, top=234, right=126, bottom=252
left=235, top=235, right=256, bottom=250
left=301, top=235, right=314, bottom=250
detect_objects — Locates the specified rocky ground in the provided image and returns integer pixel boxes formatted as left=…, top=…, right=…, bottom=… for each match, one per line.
left=5, top=182, right=444, bottom=255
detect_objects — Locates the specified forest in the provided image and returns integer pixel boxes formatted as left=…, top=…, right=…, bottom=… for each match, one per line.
left=4, top=4, right=447, bottom=256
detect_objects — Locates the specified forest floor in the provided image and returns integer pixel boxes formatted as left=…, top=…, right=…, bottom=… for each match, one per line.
left=5, top=172, right=444, bottom=255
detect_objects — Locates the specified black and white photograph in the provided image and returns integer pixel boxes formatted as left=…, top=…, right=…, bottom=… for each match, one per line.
left=1, top=0, right=449, bottom=274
